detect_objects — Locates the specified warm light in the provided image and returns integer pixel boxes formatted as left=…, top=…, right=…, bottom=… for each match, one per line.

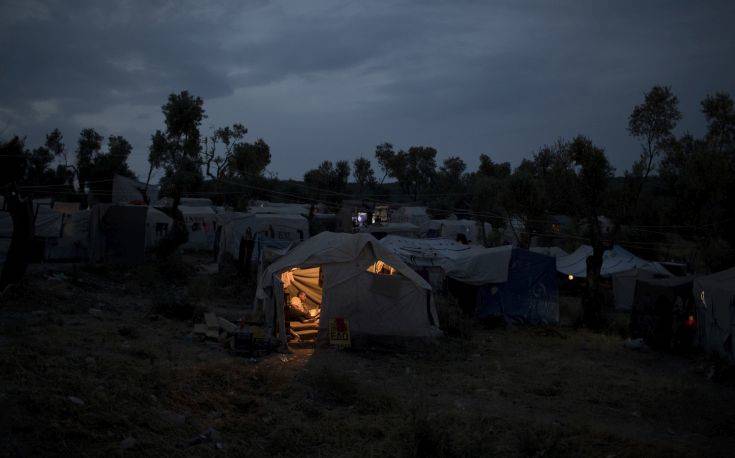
left=685, top=315, right=696, bottom=327
left=568, top=274, right=574, bottom=281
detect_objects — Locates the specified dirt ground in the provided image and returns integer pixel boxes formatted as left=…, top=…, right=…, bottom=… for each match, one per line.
left=1, top=257, right=734, bottom=457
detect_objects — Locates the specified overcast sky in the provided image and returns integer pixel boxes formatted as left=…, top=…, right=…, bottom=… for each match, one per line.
left=1, top=0, right=734, bottom=181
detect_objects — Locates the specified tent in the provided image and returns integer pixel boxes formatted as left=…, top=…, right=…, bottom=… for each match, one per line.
left=392, top=206, right=430, bottom=227
left=45, top=209, right=91, bottom=261
left=381, top=236, right=559, bottom=324
left=145, top=207, right=173, bottom=250
left=217, top=212, right=309, bottom=264
left=630, top=275, right=698, bottom=350
left=611, top=268, right=667, bottom=311
left=256, top=232, right=440, bottom=348
left=180, top=205, right=218, bottom=250
left=694, top=267, right=735, bottom=361
left=420, top=219, right=491, bottom=245
left=89, top=205, right=148, bottom=265
left=363, top=222, right=419, bottom=240
left=111, top=174, right=159, bottom=204
left=248, top=201, right=311, bottom=217
left=556, top=244, right=670, bottom=278
left=529, top=246, right=569, bottom=259
left=156, top=197, right=214, bottom=208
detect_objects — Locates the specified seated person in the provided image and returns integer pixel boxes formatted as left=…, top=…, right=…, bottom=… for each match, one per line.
left=287, top=291, right=314, bottom=322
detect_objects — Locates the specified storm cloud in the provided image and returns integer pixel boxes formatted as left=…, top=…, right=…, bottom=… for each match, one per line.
left=1, top=0, right=734, bottom=180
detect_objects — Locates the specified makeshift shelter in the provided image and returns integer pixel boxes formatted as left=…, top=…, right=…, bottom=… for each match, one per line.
left=156, top=197, right=214, bottom=208
left=256, top=232, right=440, bottom=348
left=145, top=207, right=173, bottom=250
left=420, top=219, right=491, bottom=244
left=89, top=205, right=147, bottom=265
left=529, top=246, right=569, bottom=259
left=45, top=209, right=91, bottom=261
left=556, top=244, right=670, bottom=279
left=179, top=205, right=218, bottom=250
left=612, top=268, right=671, bottom=311
left=630, top=275, right=698, bottom=350
left=694, top=268, right=735, bottom=361
left=363, top=222, right=419, bottom=240
left=111, top=174, right=159, bottom=204
left=217, top=212, right=309, bottom=264
left=392, top=206, right=430, bottom=227
left=381, top=236, right=559, bottom=324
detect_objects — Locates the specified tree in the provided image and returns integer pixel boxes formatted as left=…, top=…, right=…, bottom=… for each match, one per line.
left=45, top=128, right=73, bottom=186
left=0, top=137, right=34, bottom=291
left=352, top=156, right=376, bottom=198
left=568, top=136, right=614, bottom=328
left=201, top=123, right=248, bottom=180
left=24, top=146, right=57, bottom=186
left=430, top=156, right=468, bottom=219
left=375, top=145, right=437, bottom=201
left=626, top=86, right=681, bottom=222
left=147, top=90, right=206, bottom=256
left=478, top=154, right=511, bottom=179
left=75, top=128, right=103, bottom=192
left=374, top=142, right=398, bottom=184
left=303, top=160, right=350, bottom=207
left=701, top=92, right=735, bottom=154
left=503, top=168, right=546, bottom=248
left=231, top=138, right=271, bottom=179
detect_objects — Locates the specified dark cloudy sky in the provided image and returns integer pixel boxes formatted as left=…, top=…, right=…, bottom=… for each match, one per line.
left=1, top=0, right=734, bottom=181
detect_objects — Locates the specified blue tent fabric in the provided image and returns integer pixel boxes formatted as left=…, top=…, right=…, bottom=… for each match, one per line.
left=476, top=248, right=559, bottom=324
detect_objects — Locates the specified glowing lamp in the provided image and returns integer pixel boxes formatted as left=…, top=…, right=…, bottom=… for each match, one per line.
left=567, top=274, right=574, bottom=281
left=685, top=315, right=696, bottom=327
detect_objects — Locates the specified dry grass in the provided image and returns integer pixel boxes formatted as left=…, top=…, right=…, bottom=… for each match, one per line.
left=1, top=258, right=734, bottom=456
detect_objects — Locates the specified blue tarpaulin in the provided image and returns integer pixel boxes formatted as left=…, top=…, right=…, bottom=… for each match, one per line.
left=476, top=248, right=559, bottom=324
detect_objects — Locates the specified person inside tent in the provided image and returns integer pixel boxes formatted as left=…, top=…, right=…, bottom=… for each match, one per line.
left=288, top=291, right=312, bottom=321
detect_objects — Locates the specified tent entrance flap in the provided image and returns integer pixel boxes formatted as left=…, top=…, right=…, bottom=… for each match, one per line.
left=281, top=266, right=323, bottom=344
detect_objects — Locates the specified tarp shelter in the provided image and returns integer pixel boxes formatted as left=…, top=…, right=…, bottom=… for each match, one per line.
left=530, top=246, right=569, bottom=259
left=256, top=232, right=440, bottom=348
left=145, top=207, right=173, bottom=250
left=112, top=174, right=159, bottom=204
left=89, top=205, right=147, bottom=265
left=556, top=244, right=670, bottom=279
left=363, top=222, right=419, bottom=240
left=694, top=268, right=735, bottom=361
left=381, top=236, right=559, bottom=324
left=420, top=219, right=491, bottom=245
left=217, top=212, right=309, bottom=264
left=630, top=275, right=697, bottom=349
left=45, top=209, right=90, bottom=261
left=392, top=206, right=430, bottom=227
left=612, top=268, right=669, bottom=311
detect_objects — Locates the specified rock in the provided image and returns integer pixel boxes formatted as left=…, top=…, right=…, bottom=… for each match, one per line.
left=68, top=396, right=85, bottom=406
left=120, top=436, right=137, bottom=450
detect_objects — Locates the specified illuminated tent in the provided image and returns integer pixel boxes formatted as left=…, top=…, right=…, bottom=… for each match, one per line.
left=556, top=244, right=670, bottom=278
left=381, top=236, right=559, bottom=324
left=256, top=232, right=439, bottom=348
left=694, top=267, right=735, bottom=361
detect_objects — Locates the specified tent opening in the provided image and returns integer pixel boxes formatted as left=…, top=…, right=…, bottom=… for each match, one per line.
left=281, top=266, right=322, bottom=343
left=366, top=260, right=397, bottom=275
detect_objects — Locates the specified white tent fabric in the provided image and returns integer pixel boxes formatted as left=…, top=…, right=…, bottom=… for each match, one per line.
left=530, top=246, right=569, bottom=259
left=145, top=207, right=173, bottom=249
left=694, top=267, right=735, bottom=361
left=46, top=209, right=91, bottom=260
left=420, top=219, right=491, bottom=244
left=180, top=205, right=218, bottom=250
left=257, top=232, right=439, bottom=347
left=392, top=206, right=430, bottom=227
left=363, top=222, right=420, bottom=237
left=380, top=236, right=512, bottom=285
left=556, top=245, right=670, bottom=278
left=218, top=212, right=309, bottom=262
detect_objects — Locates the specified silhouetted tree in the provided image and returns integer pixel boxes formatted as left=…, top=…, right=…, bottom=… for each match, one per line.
left=352, top=156, right=376, bottom=199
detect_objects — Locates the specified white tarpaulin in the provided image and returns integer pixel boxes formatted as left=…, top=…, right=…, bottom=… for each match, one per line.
left=420, top=219, right=491, bottom=245
left=611, top=268, right=659, bottom=311
left=112, top=174, right=159, bottom=204
left=392, top=206, right=430, bottom=227
left=217, top=212, right=308, bottom=262
left=180, top=205, right=218, bottom=250
left=257, top=232, right=439, bottom=347
left=530, top=246, right=569, bottom=259
left=556, top=245, right=670, bottom=278
left=146, top=207, right=173, bottom=249
left=380, top=236, right=512, bottom=285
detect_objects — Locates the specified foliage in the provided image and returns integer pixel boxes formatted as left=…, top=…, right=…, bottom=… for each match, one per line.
left=352, top=156, right=376, bottom=198
left=303, top=160, right=350, bottom=207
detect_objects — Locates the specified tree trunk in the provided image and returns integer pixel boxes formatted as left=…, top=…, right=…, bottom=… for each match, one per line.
left=0, top=189, right=34, bottom=292
left=582, top=217, right=607, bottom=329
left=156, top=187, right=189, bottom=258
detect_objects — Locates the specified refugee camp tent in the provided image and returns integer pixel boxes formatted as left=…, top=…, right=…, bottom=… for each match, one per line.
left=180, top=205, right=218, bottom=250
left=89, top=204, right=147, bottom=265
left=256, top=232, right=440, bottom=348
left=420, top=219, right=491, bottom=244
left=111, top=174, right=159, bottom=204
left=611, top=268, right=669, bottom=311
left=381, top=236, right=559, bottom=324
left=694, top=268, right=735, bottom=361
left=363, top=222, right=419, bottom=240
left=530, top=246, right=569, bottom=259
left=145, top=207, right=173, bottom=250
left=630, top=275, right=698, bottom=350
left=392, top=206, right=430, bottom=227
left=248, top=201, right=311, bottom=217
left=45, top=209, right=90, bottom=261
left=556, top=244, right=670, bottom=279
left=217, top=212, right=309, bottom=264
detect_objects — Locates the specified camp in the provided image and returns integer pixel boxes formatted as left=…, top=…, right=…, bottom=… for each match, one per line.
left=556, top=244, right=670, bottom=278
left=256, top=232, right=440, bottom=348
left=694, top=267, right=735, bottom=361
left=380, top=236, right=559, bottom=324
